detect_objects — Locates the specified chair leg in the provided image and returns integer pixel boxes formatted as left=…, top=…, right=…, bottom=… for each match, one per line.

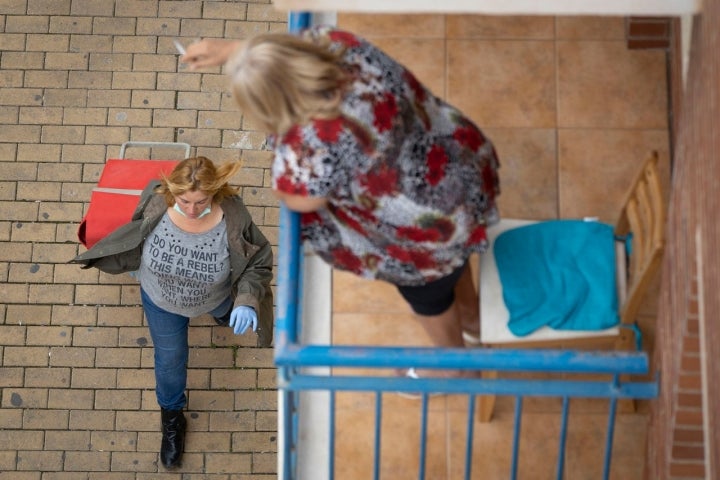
left=615, top=331, right=639, bottom=414
left=618, top=373, right=637, bottom=413
left=477, top=370, right=498, bottom=422
left=618, top=398, right=637, bottom=413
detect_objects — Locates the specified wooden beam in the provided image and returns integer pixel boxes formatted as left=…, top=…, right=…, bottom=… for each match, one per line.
left=274, top=0, right=701, bottom=16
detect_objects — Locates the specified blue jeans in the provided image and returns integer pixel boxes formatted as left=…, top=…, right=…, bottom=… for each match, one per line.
left=141, top=288, right=233, bottom=410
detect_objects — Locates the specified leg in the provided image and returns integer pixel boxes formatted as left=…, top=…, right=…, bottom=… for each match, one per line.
left=411, top=303, right=482, bottom=379
left=412, top=303, right=464, bottom=348
left=141, top=289, right=189, bottom=468
left=397, top=264, right=466, bottom=348
left=397, top=263, right=480, bottom=378
left=141, top=289, right=190, bottom=411
left=454, top=262, right=480, bottom=340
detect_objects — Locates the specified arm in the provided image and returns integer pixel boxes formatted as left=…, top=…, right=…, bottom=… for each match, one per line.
left=274, top=190, right=328, bottom=213
left=225, top=199, right=274, bottom=312
left=181, top=38, right=243, bottom=70
left=230, top=217, right=275, bottom=346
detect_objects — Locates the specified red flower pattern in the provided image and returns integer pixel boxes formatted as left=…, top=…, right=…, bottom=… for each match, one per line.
left=275, top=175, right=308, bottom=196
left=387, top=245, right=434, bottom=269
left=373, top=92, right=398, bottom=132
left=330, top=205, right=367, bottom=235
left=300, top=211, right=322, bottom=226
left=328, top=30, right=362, bottom=48
left=314, top=118, right=343, bottom=143
left=426, top=217, right=455, bottom=242
left=397, top=225, right=442, bottom=242
left=386, top=244, right=412, bottom=263
left=282, top=125, right=303, bottom=149
left=404, top=70, right=426, bottom=103
left=359, top=164, right=398, bottom=197
left=425, top=145, right=448, bottom=186
left=332, top=246, right=363, bottom=274
left=465, top=225, right=488, bottom=246
left=453, top=124, right=484, bottom=152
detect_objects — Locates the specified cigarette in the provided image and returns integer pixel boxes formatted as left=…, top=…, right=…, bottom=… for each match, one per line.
left=173, top=39, right=186, bottom=55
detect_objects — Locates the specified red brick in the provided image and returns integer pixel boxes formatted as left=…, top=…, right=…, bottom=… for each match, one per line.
left=669, top=461, right=706, bottom=477
left=673, top=427, right=704, bottom=443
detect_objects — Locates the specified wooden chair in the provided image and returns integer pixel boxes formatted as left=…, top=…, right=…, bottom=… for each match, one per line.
left=477, top=151, right=665, bottom=422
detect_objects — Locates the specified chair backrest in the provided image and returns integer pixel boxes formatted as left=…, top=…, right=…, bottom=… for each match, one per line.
left=615, top=151, right=665, bottom=326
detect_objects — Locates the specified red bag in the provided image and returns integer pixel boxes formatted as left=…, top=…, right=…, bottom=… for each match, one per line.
left=77, top=142, right=190, bottom=249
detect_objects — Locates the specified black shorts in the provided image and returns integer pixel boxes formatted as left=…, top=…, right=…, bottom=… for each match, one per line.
left=396, top=263, right=467, bottom=316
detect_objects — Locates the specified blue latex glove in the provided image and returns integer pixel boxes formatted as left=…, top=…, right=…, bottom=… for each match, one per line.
left=229, top=306, right=257, bottom=335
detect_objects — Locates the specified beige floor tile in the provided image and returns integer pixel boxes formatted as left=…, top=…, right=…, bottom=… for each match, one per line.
left=447, top=410, right=562, bottom=479
left=332, top=312, right=429, bottom=346
left=557, top=129, right=670, bottom=220
left=484, top=127, right=558, bottom=219
left=334, top=397, right=448, bottom=479
left=446, top=14, right=555, bottom=39
left=448, top=40, right=556, bottom=128
left=334, top=403, right=379, bottom=479
left=338, top=13, right=445, bottom=37
left=332, top=270, right=412, bottom=315
left=555, top=16, right=627, bottom=40
left=563, top=413, right=648, bottom=479
left=334, top=389, right=449, bottom=412
left=557, top=41, right=668, bottom=128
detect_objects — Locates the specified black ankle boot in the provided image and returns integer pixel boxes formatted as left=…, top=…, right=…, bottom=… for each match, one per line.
left=160, top=408, right=186, bottom=468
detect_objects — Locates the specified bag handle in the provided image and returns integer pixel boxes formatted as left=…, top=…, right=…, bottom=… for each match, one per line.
left=119, top=141, right=191, bottom=159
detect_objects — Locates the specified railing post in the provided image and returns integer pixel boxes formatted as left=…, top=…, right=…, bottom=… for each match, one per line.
left=277, top=13, right=311, bottom=480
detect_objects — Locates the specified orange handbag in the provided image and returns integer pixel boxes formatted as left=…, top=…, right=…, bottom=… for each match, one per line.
left=77, top=142, right=190, bottom=248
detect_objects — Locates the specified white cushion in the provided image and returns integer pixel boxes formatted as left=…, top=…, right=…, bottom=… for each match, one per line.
left=480, top=219, right=620, bottom=345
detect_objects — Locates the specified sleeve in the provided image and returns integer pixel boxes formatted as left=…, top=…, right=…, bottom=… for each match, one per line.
left=232, top=222, right=274, bottom=312
left=225, top=197, right=274, bottom=312
left=233, top=218, right=275, bottom=348
left=300, top=25, right=363, bottom=51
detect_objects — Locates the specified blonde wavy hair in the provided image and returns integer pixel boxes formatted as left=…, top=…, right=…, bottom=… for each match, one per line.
left=155, top=156, right=240, bottom=207
left=227, top=32, right=347, bottom=136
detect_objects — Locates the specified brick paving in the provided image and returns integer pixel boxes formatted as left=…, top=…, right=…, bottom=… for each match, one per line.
left=0, top=1, right=286, bottom=477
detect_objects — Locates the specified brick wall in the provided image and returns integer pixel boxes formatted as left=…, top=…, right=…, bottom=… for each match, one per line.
left=0, top=0, right=285, bottom=476
left=646, top=6, right=720, bottom=479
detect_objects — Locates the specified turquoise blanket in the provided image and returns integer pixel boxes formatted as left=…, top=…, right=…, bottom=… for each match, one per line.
left=493, top=220, right=619, bottom=337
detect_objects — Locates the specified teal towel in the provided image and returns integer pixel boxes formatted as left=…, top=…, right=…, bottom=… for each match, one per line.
left=494, top=220, right=619, bottom=337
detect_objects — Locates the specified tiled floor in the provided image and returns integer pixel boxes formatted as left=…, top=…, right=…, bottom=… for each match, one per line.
left=329, top=270, right=650, bottom=480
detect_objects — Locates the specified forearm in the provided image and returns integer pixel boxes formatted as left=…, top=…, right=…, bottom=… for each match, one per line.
left=233, top=238, right=273, bottom=311
left=182, top=38, right=244, bottom=70
left=274, top=190, right=328, bottom=212
left=242, top=222, right=274, bottom=291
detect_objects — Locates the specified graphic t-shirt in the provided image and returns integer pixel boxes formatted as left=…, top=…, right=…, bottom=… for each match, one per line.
left=139, top=213, right=231, bottom=317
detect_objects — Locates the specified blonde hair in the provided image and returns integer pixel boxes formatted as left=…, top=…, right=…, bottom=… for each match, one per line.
left=227, top=33, right=347, bottom=136
left=155, top=156, right=240, bottom=206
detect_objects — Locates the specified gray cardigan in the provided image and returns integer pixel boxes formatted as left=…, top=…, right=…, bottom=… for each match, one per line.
left=71, top=181, right=274, bottom=347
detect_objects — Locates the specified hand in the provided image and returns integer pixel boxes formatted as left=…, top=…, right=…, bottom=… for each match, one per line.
left=181, top=39, right=243, bottom=70
left=229, top=306, right=257, bottom=335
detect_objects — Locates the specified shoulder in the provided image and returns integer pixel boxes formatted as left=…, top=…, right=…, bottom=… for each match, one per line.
left=144, top=192, right=167, bottom=219
left=220, top=195, right=252, bottom=221
left=302, top=25, right=364, bottom=49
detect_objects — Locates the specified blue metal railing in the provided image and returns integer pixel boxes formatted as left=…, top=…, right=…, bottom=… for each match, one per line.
left=276, top=12, right=659, bottom=480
